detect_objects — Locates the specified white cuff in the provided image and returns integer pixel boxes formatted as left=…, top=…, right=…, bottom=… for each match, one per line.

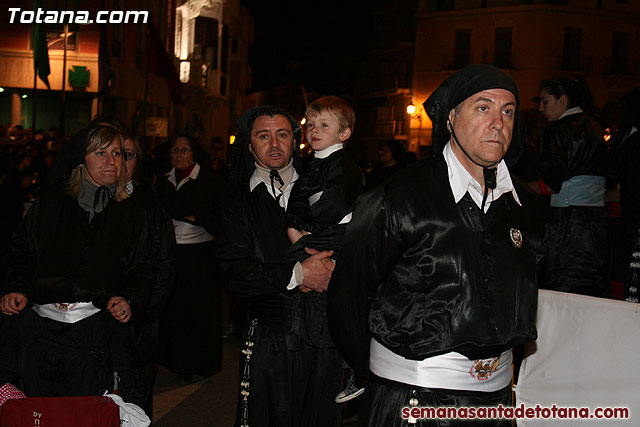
left=287, top=262, right=304, bottom=290
left=338, top=212, right=353, bottom=224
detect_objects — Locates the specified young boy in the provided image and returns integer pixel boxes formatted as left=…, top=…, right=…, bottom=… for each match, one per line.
left=285, top=96, right=365, bottom=403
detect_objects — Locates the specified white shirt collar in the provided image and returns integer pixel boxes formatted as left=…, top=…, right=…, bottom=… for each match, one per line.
left=558, top=106, right=583, bottom=120
left=249, top=169, right=263, bottom=193
left=314, top=143, right=343, bottom=159
left=166, top=163, right=200, bottom=190
left=249, top=166, right=299, bottom=209
left=443, top=141, right=520, bottom=212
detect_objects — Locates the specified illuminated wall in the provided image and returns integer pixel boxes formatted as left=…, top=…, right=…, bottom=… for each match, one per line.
left=412, top=0, right=640, bottom=133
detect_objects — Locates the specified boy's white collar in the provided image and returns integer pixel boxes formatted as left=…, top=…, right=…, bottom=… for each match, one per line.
left=314, top=143, right=344, bottom=159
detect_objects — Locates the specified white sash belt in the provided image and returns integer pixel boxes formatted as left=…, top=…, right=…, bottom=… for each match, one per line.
left=369, top=338, right=512, bottom=392
left=173, top=220, right=214, bottom=244
left=33, top=302, right=101, bottom=323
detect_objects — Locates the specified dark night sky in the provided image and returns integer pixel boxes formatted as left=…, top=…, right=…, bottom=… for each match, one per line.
left=241, top=1, right=365, bottom=92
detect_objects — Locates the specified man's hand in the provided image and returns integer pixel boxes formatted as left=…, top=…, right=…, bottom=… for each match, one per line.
left=300, top=247, right=334, bottom=293
left=107, top=296, right=132, bottom=323
left=322, top=257, right=336, bottom=272
left=0, top=293, right=28, bottom=315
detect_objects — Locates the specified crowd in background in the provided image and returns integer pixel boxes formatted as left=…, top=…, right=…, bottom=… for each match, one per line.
left=0, top=125, right=61, bottom=259
left=0, top=85, right=638, bottom=300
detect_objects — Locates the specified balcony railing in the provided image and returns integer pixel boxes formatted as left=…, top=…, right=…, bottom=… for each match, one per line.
left=181, top=58, right=228, bottom=98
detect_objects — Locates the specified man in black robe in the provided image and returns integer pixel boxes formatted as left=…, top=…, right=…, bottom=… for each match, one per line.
left=217, top=106, right=343, bottom=427
left=327, top=65, right=539, bottom=426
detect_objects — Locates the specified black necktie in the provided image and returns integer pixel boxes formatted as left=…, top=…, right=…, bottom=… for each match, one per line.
left=93, top=185, right=113, bottom=213
left=481, top=168, right=497, bottom=212
left=270, top=169, right=284, bottom=202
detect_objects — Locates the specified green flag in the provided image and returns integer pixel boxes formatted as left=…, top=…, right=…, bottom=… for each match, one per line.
left=31, top=0, right=50, bottom=89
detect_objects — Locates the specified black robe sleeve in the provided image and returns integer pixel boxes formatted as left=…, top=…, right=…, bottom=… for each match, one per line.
left=111, top=199, right=155, bottom=315
left=286, top=176, right=310, bottom=232
left=327, top=185, right=405, bottom=381
left=217, top=190, right=295, bottom=301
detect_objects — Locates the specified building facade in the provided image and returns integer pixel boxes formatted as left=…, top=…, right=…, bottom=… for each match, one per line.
left=409, top=0, right=640, bottom=153
left=0, top=0, right=253, bottom=159
left=173, top=0, right=253, bottom=159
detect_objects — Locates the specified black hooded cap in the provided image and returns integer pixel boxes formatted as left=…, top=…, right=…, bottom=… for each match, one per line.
left=228, top=105, right=302, bottom=188
left=423, top=64, right=523, bottom=166
left=43, top=124, right=97, bottom=187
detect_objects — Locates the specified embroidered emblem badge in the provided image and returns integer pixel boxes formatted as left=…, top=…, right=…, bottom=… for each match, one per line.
left=469, top=357, right=500, bottom=381
left=54, top=303, right=77, bottom=312
left=509, top=228, right=523, bottom=248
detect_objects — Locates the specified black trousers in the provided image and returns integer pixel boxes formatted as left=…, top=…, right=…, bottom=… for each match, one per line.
left=361, top=376, right=512, bottom=427
left=235, top=320, right=343, bottom=427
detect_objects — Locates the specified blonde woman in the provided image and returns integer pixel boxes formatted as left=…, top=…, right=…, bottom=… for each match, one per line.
left=0, top=124, right=153, bottom=407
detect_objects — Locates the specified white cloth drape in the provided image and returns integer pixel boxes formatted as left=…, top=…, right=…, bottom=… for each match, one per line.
left=515, top=290, right=639, bottom=426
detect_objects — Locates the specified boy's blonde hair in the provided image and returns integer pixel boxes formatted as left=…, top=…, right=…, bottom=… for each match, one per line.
left=305, top=96, right=355, bottom=136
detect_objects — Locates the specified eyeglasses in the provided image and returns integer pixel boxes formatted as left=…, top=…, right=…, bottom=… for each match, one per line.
left=124, top=151, right=137, bottom=161
left=170, top=148, right=192, bottom=155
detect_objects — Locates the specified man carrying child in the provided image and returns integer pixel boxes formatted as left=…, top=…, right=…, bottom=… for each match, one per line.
left=218, top=103, right=352, bottom=427
left=285, top=96, right=365, bottom=402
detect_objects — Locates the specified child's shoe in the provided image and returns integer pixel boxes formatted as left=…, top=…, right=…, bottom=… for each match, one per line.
left=334, top=375, right=365, bottom=403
